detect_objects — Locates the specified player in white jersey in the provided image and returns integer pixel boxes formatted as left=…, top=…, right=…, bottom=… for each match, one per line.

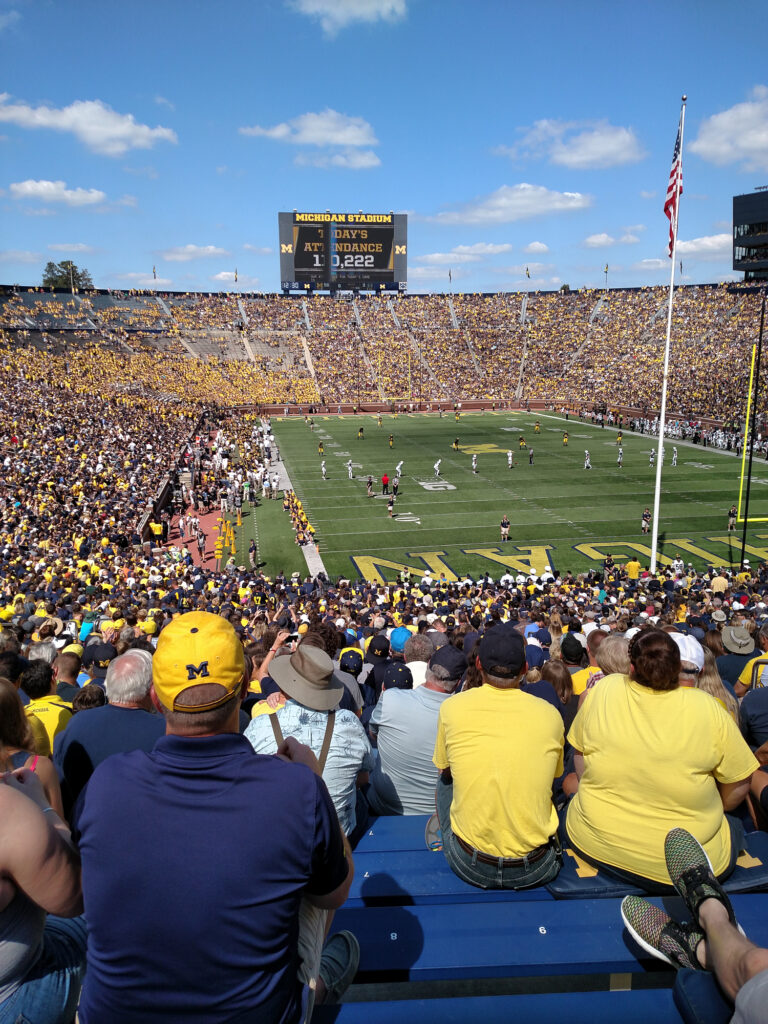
left=584, top=450, right=592, bottom=470
left=672, top=447, right=678, bottom=467
left=649, top=448, right=656, bottom=466
left=507, top=450, right=513, bottom=469
left=471, top=454, right=478, bottom=474
left=395, top=460, right=404, bottom=476
left=347, top=459, right=353, bottom=480
left=434, top=458, right=442, bottom=477
left=321, top=460, right=326, bottom=479
left=617, top=446, right=623, bottom=468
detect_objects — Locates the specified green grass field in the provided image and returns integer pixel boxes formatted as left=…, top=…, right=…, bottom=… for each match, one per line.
left=233, top=412, right=768, bottom=583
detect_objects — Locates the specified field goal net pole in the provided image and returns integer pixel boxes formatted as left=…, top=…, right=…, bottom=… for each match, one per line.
left=650, top=98, right=687, bottom=574
left=739, top=289, right=767, bottom=566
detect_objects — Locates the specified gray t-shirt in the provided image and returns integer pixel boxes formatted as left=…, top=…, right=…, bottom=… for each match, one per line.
left=368, top=685, right=453, bottom=815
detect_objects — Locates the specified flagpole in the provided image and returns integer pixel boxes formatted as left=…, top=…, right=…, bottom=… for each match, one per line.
left=650, top=95, right=687, bottom=573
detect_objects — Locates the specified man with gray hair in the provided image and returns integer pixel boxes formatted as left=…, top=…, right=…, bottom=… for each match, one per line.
left=366, top=643, right=466, bottom=815
left=403, top=632, right=436, bottom=688
left=53, top=649, right=165, bottom=810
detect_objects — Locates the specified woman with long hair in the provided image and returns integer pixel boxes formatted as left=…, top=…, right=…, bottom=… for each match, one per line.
left=697, top=649, right=740, bottom=724
left=0, top=678, right=64, bottom=817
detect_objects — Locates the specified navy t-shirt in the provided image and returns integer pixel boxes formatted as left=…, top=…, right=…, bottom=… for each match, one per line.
left=53, top=703, right=167, bottom=807
left=74, top=732, right=347, bottom=1024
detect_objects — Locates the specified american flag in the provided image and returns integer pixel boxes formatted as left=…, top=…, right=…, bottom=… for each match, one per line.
left=664, top=115, right=684, bottom=257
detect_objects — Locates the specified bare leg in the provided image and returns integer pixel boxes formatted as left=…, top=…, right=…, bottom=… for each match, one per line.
left=697, top=898, right=768, bottom=1001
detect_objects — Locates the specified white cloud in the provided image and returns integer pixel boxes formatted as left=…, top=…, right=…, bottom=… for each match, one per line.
left=690, top=86, right=768, bottom=171
left=500, top=119, right=645, bottom=169
left=10, top=179, right=106, bottom=206
left=432, top=183, right=591, bottom=225
left=524, top=241, right=549, bottom=254
left=211, top=271, right=260, bottom=287
left=584, top=232, right=615, bottom=248
left=0, top=248, right=40, bottom=263
left=287, top=0, right=406, bottom=36
left=0, top=94, right=177, bottom=156
left=409, top=265, right=466, bottom=281
left=584, top=230, right=639, bottom=247
left=154, top=95, right=175, bottom=111
left=640, top=190, right=656, bottom=199
left=243, top=244, right=273, bottom=254
left=241, top=108, right=377, bottom=147
left=48, top=243, right=96, bottom=253
left=633, top=258, right=667, bottom=270
left=159, top=244, right=229, bottom=262
left=676, top=233, right=732, bottom=259
left=114, top=272, right=172, bottom=287
left=419, top=242, right=513, bottom=265
left=295, top=148, right=380, bottom=169
left=0, top=10, right=20, bottom=31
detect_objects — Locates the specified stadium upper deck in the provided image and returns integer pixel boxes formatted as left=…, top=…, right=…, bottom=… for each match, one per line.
left=0, top=282, right=764, bottom=421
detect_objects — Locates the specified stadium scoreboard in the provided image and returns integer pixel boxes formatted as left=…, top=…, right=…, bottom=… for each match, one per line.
left=279, top=211, right=407, bottom=292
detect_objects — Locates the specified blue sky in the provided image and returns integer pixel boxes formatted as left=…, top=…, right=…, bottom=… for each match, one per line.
left=2, top=0, right=768, bottom=294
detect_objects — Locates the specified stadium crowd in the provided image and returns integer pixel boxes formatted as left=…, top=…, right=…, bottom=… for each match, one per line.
left=2, top=282, right=765, bottom=417
left=1, top=280, right=768, bottom=1020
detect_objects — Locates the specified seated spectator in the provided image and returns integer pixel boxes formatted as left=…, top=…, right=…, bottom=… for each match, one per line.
left=52, top=650, right=82, bottom=703
left=20, top=662, right=72, bottom=758
left=622, top=828, right=768, bottom=1022
left=71, top=684, right=107, bottom=714
left=0, top=767, right=85, bottom=1023
left=717, top=625, right=757, bottom=694
left=367, top=644, right=465, bottom=816
left=403, top=632, right=436, bottom=688
left=433, top=624, right=564, bottom=889
left=71, top=611, right=357, bottom=1022
left=570, top=628, right=606, bottom=695
left=0, top=678, right=64, bottom=817
left=697, top=649, right=740, bottom=723
left=740, top=681, right=768, bottom=758
left=566, top=629, right=759, bottom=893
left=245, top=644, right=373, bottom=837
left=541, top=660, right=579, bottom=731
left=53, top=650, right=165, bottom=812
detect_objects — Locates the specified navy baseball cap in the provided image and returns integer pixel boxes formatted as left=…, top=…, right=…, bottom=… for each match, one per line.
left=382, top=663, right=413, bottom=690
left=428, top=643, right=467, bottom=680
left=477, top=625, right=525, bottom=678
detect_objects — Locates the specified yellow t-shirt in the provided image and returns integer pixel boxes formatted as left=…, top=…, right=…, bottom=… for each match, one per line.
left=625, top=559, right=641, bottom=580
left=737, top=655, right=767, bottom=692
left=566, top=674, right=759, bottom=884
left=571, top=665, right=603, bottom=696
left=25, top=696, right=73, bottom=758
left=433, top=685, right=564, bottom=858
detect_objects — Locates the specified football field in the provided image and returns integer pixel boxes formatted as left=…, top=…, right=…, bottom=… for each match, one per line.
left=239, top=412, right=768, bottom=583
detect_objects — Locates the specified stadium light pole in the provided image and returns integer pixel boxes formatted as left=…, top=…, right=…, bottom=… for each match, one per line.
left=740, top=287, right=767, bottom=569
left=650, top=96, right=686, bottom=575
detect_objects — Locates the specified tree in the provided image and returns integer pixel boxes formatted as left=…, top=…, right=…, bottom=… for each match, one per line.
left=42, top=260, right=94, bottom=291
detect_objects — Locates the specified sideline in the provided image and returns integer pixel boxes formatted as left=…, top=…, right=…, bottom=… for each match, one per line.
left=275, top=454, right=329, bottom=579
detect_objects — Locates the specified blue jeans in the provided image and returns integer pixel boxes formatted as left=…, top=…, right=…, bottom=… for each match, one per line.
left=0, top=916, right=87, bottom=1024
left=435, top=777, right=560, bottom=889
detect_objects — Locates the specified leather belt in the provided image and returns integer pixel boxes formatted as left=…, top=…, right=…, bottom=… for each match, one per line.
left=454, top=833, right=551, bottom=867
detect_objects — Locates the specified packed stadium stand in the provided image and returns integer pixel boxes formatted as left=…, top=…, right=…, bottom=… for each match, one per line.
left=2, top=282, right=763, bottom=419
left=2, top=279, right=768, bottom=1022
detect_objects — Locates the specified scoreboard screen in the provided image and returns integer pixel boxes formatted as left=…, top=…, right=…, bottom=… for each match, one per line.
left=279, top=211, right=407, bottom=291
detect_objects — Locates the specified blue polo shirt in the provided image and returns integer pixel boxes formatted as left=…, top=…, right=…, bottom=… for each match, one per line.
left=74, top=732, right=347, bottom=1024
